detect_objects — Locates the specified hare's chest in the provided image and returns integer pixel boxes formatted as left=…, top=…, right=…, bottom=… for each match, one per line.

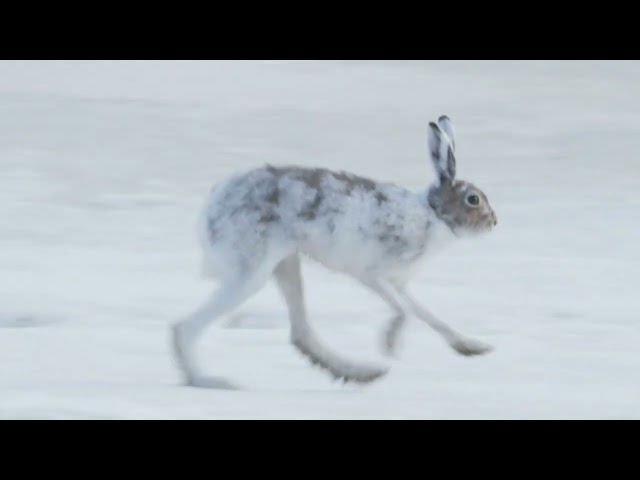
left=374, top=215, right=455, bottom=281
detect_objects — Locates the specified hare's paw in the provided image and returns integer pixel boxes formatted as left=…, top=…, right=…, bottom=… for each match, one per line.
left=331, top=364, right=389, bottom=385
left=450, top=337, right=494, bottom=357
left=186, top=375, right=240, bottom=390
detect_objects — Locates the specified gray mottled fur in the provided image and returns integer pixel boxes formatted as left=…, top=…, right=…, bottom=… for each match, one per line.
left=201, top=164, right=433, bottom=280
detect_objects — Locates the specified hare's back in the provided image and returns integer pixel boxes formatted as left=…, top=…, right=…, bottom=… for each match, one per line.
left=202, top=164, right=406, bottom=233
left=200, top=165, right=434, bottom=276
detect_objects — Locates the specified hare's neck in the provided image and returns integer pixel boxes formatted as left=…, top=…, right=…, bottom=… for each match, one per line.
left=418, top=188, right=459, bottom=239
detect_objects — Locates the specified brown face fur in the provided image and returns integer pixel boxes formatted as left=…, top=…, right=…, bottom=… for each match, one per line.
left=426, top=116, right=497, bottom=237
left=427, top=179, right=497, bottom=236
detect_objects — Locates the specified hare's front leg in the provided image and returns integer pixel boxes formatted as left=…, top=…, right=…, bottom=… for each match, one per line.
left=355, top=277, right=407, bottom=357
left=399, top=288, right=494, bottom=356
left=364, top=279, right=494, bottom=357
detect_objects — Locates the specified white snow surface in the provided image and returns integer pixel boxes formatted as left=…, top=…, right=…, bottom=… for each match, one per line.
left=1, top=60, right=639, bottom=419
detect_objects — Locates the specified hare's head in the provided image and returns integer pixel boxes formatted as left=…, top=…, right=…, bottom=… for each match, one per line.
left=426, top=116, right=497, bottom=237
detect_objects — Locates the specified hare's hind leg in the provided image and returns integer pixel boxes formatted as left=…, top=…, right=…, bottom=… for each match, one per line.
left=172, top=274, right=266, bottom=389
left=273, top=255, right=388, bottom=385
left=172, top=253, right=290, bottom=389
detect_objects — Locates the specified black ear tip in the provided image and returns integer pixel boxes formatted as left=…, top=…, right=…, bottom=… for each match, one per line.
left=438, top=115, right=450, bottom=122
left=428, top=121, right=439, bottom=130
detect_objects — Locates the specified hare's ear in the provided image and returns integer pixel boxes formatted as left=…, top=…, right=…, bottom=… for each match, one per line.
left=437, top=115, right=455, bottom=152
left=428, top=121, right=456, bottom=185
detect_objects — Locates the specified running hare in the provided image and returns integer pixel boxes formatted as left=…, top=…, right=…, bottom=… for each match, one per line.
left=172, top=116, right=497, bottom=388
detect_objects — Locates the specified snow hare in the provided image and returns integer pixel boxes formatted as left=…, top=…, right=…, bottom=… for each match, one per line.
left=171, top=115, right=498, bottom=389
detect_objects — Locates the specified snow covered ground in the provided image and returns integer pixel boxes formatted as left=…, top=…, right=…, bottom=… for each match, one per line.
left=1, top=60, right=639, bottom=419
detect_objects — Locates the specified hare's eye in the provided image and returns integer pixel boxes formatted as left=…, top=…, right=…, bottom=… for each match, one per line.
left=466, top=194, right=480, bottom=206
